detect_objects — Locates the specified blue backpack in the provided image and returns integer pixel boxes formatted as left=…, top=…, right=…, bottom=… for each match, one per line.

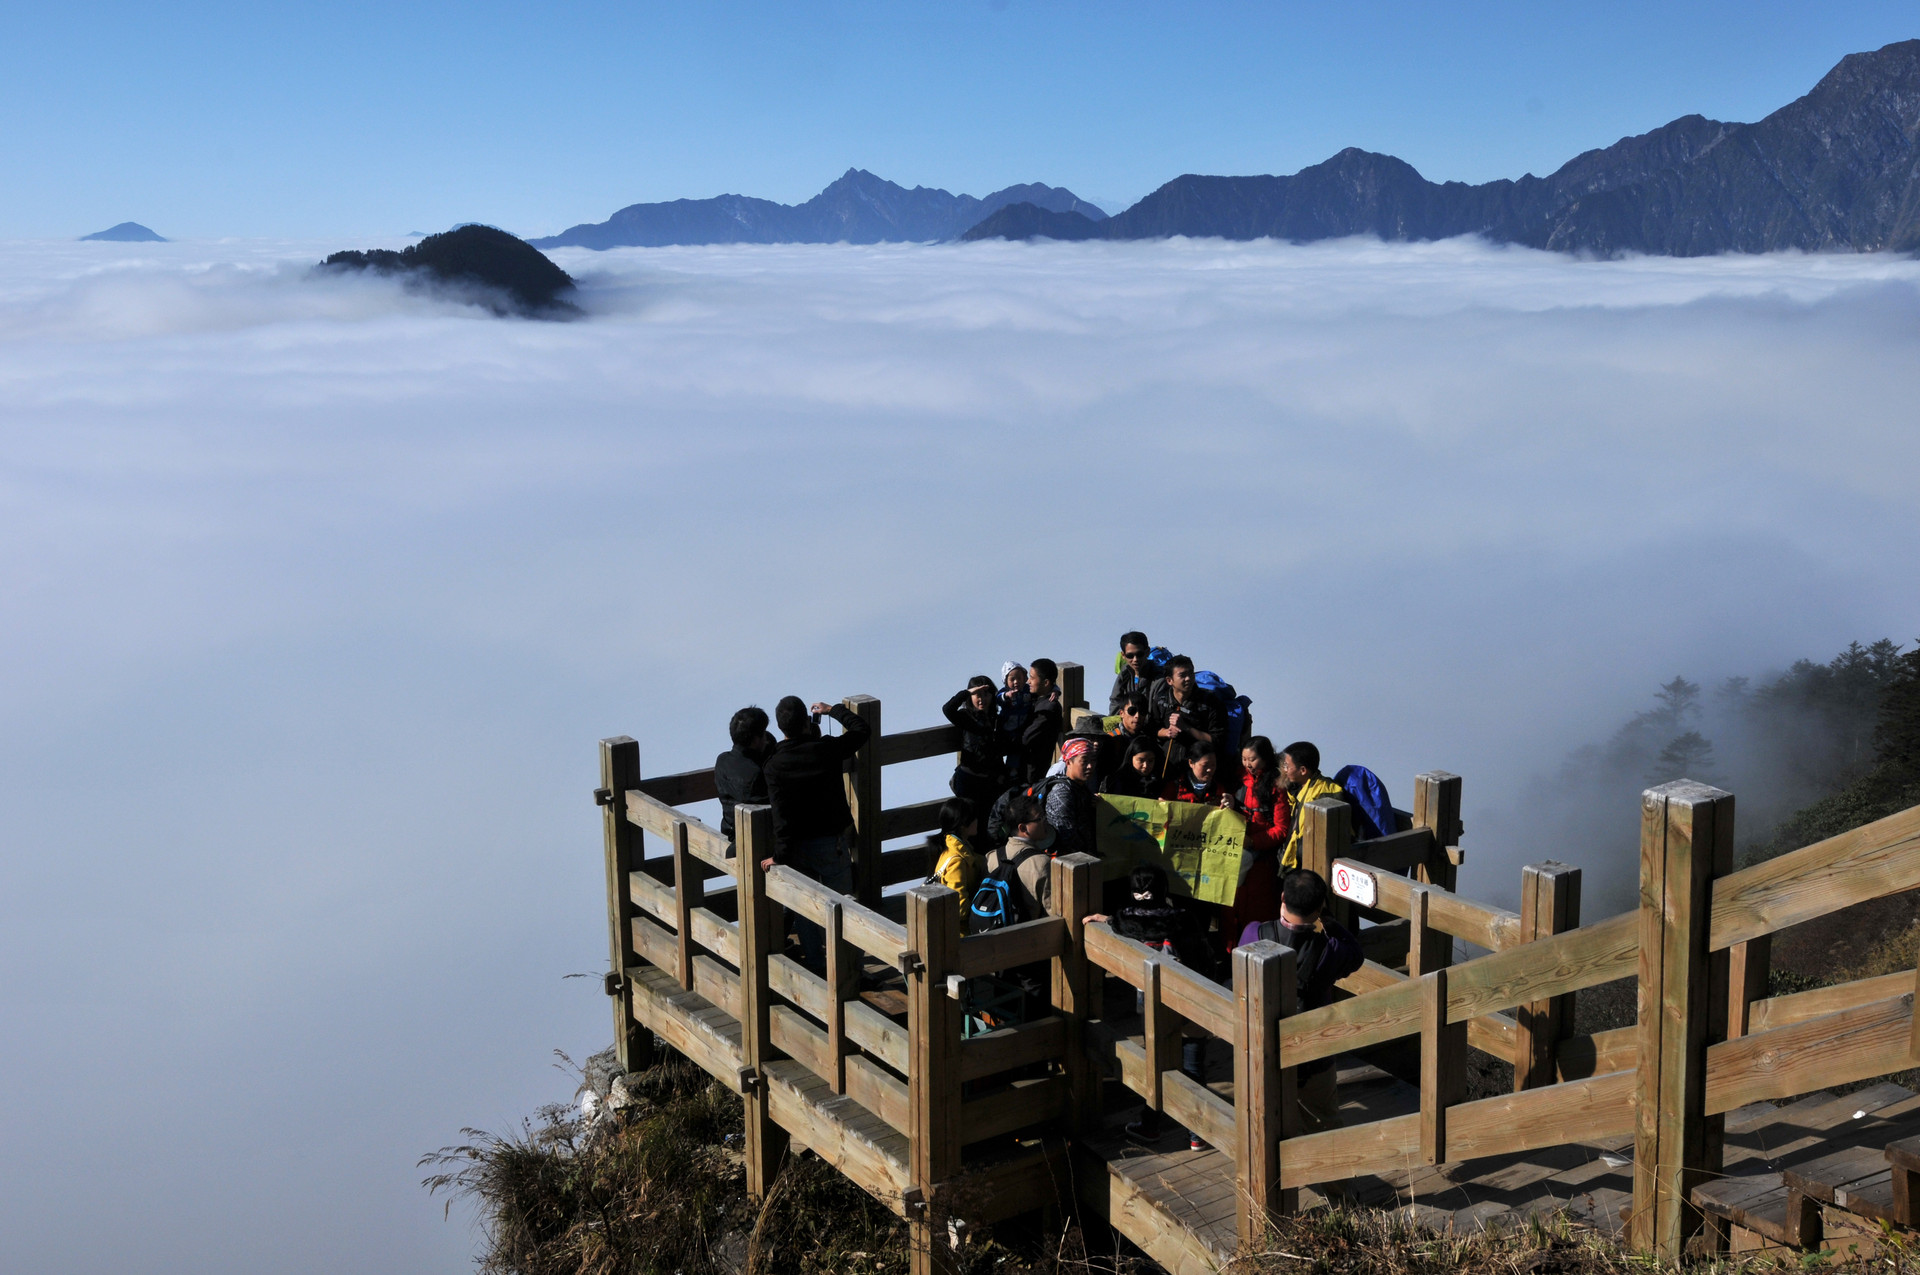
left=1332, top=765, right=1395, bottom=842
left=967, top=845, right=1045, bottom=934
left=1194, top=670, right=1253, bottom=758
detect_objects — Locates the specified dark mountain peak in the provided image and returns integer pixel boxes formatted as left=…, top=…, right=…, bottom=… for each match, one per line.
left=961, top=203, right=1104, bottom=242
left=81, top=221, right=166, bottom=243
left=316, top=224, right=577, bottom=317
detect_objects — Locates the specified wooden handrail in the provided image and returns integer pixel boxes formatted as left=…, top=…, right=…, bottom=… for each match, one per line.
left=876, top=723, right=962, bottom=767
left=1748, top=968, right=1913, bottom=1033
left=1709, top=803, right=1920, bottom=952
left=1333, top=856, right=1522, bottom=949
left=952, top=916, right=1068, bottom=979
left=1442, top=910, right=1639, bottom=1022
left=625, top=789, right=731, bottom=869
left=1082, top=922, right=1235, bottom=1039
left=636, top=766, right=719, bottom=806
left=763, top=864, right=907, bottom=962
left=1704, top=986, right=1918, bottom=1115
left=879, top=797, right=945, bottom=841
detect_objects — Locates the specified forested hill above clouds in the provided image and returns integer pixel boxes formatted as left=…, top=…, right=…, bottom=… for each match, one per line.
left=530, top=169, right=1105, bottom=248
left=980, top=38, right=1920, bottom=254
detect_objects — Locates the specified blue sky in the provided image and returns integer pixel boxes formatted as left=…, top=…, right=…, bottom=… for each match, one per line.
left=4, top=3, right=1917, bottom=237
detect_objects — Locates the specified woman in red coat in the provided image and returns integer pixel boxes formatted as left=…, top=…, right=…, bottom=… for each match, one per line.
left=1223, top=736, right=1289, bottom=958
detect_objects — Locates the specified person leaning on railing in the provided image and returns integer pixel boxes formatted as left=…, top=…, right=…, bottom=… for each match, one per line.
left=761, top=696, right=871, bottom=975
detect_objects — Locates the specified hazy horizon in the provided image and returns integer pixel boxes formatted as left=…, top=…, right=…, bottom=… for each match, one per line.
left=3, top=233, right=1918, bottom=1272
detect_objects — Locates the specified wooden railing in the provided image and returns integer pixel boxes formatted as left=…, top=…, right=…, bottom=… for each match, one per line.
left=601, top=696, right=1920, bottom=1271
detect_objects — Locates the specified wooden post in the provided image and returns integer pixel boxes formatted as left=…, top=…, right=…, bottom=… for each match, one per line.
left=736, top=804, right=789, bottom=1201
left=1051, top=854, right=1100, bottom=1133
left=826, top=900, right=848, bottom=1093
left=1143, top=958, right=1181, bottom=1115
left=1300, top=797, right=1352, bottom=930
left=1406, top=882, right=1450, bottom=979
left=1413, top=772, right=1462, bottom=894
left=1629, top=781, right=1734, bottom=1258
left=671, top=818, right=703, bottom=991
left=1419, top=967, right=1466, bottom=1164
left=1234, top=940, right=1294, bottom=1242
left=906, top=884, right=963, bottom=1275
left=600, top=736, right=652, bottom=1072
left=1727, top=935, right=1770, bottom=1040
left=844, top=694, right=883, bottom=910
left=1058, top=661, right=1086, bottom=714
left=1514, top=861, right=1581, bottom=1090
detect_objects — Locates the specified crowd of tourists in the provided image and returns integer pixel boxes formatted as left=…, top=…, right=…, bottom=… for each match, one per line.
left=709, top=630, right=1365, bottom=1149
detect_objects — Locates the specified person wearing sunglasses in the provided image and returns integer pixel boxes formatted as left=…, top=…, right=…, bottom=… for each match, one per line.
left=1109, top=630, right=1162, bottom=714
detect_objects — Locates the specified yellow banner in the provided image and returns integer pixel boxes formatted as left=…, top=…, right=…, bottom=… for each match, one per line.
left=1094, top=795, right=1246, bottom=906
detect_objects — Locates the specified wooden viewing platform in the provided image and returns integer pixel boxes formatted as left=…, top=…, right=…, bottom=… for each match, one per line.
left=594, top=662, right=1920, bottom=1273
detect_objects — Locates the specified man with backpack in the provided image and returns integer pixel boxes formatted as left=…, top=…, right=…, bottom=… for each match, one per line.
left=981, top=795, right=1055, bottom=923
left=1239, top=868, right=1363, bottom=1133
left=762, top=696, right=871, bottom=974
left=1044, top=735, right=1101, bottom=860
left=1148, top=655, right=1221, bottom=775
left=1278, top=741, right=1345, bottom=871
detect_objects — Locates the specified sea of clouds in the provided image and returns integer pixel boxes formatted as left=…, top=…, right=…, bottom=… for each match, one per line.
left=3, top=234, right=1918, bottom=1274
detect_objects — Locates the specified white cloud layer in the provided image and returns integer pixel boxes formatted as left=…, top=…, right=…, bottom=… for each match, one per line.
left=3, top=234, right=1919, bottom=1274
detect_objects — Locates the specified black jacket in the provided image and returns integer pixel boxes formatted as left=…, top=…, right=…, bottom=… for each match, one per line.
left=1147, top=680, right=1222, bottom=745
left=1015, top=690, right=1063, bottom=784
left=1108, top=665, right=1155, bottom=714
left=941, top=690, right=1002, bottom=785
left=762, top=704, right=870, bottom=857
left=713, top=744, right=769, bottom=841
left=1112, top=897, right=1216, bottom=979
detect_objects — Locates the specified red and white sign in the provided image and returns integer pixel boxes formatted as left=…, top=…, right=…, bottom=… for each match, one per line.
left=1331, top=862, right=1377, bottom=909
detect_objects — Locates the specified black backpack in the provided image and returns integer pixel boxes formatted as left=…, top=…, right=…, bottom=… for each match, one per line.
left=986, top=774, right=1069, bottom=844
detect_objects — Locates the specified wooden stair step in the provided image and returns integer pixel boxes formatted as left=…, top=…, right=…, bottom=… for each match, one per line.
left=1692, top=1173, right=1821, bottom=1248
left=1783, top=1145, right=1901, bottom=1223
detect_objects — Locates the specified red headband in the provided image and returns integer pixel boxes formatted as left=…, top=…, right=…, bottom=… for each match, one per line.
left=1062, top=738, right=1093, bottom=762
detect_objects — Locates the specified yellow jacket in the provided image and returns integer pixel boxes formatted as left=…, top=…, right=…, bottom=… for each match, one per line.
left=1281, top=775, right=1346, bottom=871
left=932, top=833, right=986, bottom=899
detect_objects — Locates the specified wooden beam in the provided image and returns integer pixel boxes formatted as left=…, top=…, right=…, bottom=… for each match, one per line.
left=1412, top=771, right=1462, bottom=894
left=1630, top=781, right=1733, bottom=1259
left=635, top=766, right=719, bottom=807
left=1278, top=1113, right=1421, bottom=1191
left=600, top=736, right=651, bottom=1072
left=1348, top=826, right=1436, bottom=875
left=1278, top=970, right=1423, bottom=1068
left=689, top=908, right=740, bottom=968
left=1514, top=861, right=1581, bottom=1090
left=1747, top=968, right=1910, bottom=1034
left=953, top=916, right=1069, bottom=979
left=1333, top=858, right=1523, bottom=951
left=671, top=819, right=704, bottom=990
left=879, top=798, right=946, bottom=842
left=1420, top=967, right=1466, bottom=1164
left=845, top=1053, right=910, bottom=1134
left=875, top=723, right=963, bottom=767
left=1161, top=1070, right=1235, bottom=1151
left=1050, top=854, right=1101, bottom=1134
left=624, top=788, right=732, bottom=870
left=1556, top=1026, right=1637, bottom=1082
left=1300, top=798, right=1351, bottom=929
left=846, top=1000, right=909, bottom=1075
left=1234, top=939, right=1293, bottom=1242
left=960, top=1075, right=1069, bottom=1144
left=1725, top=934, right=1769, bottom=1040
left=690, top=955, right=740, bottom=1019
left=1142, top=960, right=1179, bottom=1115
left=1708, top=804, right=1920, bottom=952
left=905, top=883, right=963, bottom=1275
left=735, top=804, right=789, bottom=1200
left=958, top=1017, right=1067, bottom=1082
left=1703, top=986, right=1917, bottom=1114
left=1440, top=910, right=1639, bottom=1022
left=1444, top=1069, right=1634, bottom=1162
left=825, top=901, right=849, bottom=1093
left=844, top=694, right=884, bottom=909
left=1058, top=661, right=1085, bottom=714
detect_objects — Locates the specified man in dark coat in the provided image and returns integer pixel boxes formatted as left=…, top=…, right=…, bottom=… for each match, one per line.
left=1017, top=658, right=1064, bottom=784
left=941, top=675, right=1003, bottom=805
left=1238, top=869, right=1362, bottom=1132
left=714, top=705, right=773, bottom=844
left=1147, top=654, right=1221, bottom=774
left=1108, top=631, right=1162, bottom=714
left=762, top=696, right=871, bottom=973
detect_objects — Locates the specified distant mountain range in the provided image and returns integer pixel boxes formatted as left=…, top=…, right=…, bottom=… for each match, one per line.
left=531, top=170, right=1106, bottom=249
left=975, top=38, right=1920, bottom=255
left=81, top=222, right=166, bottom=243
left=536, top=39, right=1920, bottom=257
